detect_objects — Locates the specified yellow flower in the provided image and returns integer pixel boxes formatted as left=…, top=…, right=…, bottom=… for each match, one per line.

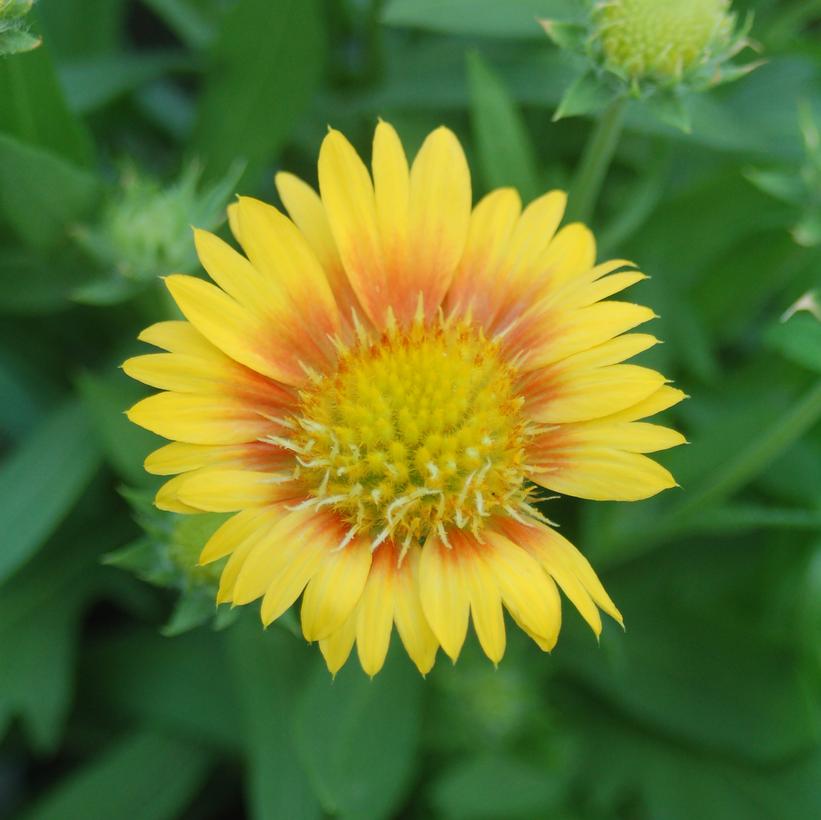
left=125, top=121, right=685, bottom=676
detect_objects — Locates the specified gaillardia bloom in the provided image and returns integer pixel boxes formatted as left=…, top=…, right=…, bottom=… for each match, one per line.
left=125, top=122, right=685, bottom=676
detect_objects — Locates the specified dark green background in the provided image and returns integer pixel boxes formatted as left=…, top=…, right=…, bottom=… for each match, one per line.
left=1, top=1, right=820, bottom=818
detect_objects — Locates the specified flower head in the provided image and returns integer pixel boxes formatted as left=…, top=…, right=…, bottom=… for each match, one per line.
left=594, top=0, right=735, bottom=85
left=125, top=121, right=685, bottom=676
left=542, top=0, right=758, bottom=130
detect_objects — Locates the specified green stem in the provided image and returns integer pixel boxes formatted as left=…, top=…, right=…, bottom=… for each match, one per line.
left=672, top=378, right=821, bottom=519
left=598, top=378, right=821, bottom=571
left=568, top=96, right=628, bottom=225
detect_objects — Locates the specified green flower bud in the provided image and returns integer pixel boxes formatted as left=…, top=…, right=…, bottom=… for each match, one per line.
left=594, top=0, right=734, bottom=84
left=73, top=160, right=243, bottom=305
left=542, top=0, right=758, bottom=130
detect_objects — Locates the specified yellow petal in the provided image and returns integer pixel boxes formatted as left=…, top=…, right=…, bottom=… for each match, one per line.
left=407, top=126, right=471, bottom=322
left=538, top=222, right=595, bottom=287
left=175, top=469, right=297, bottom=512
left=393, top=546, right=438, bottom=675
left=555, top=332, right=658, bottom=370
left=481, top=532, right=561, bottom=647
left=319, top=614, right=357, bottom=677
left=419, top=536, right=470, bottom=662
left=217, top=526, right=267, bottom=603
left=145, top=441, right=236, bottom=475
left=529, top=301, right=657, bottom=368
left=318, top=128, right=387, bottom=328
left=123, top=352, right=230, bottom=393
left=601, top=384, right=687, bottom=423
left=226, top=201, right=242, bottom=245
left=447, top=187, right=521, bottom=321
left=233, top=196, right=339, bottom=340
left=275, top=172, right=360, bottom=317
left=500, top=520, right=622, bottom=627
left=301, top=537, right=372, bottom=641
left=126, top=391, right=267, bottom=445
left=155, top=474, right=200, bottom=513
left=459, top=536, right=506, bottom=664
left=274, top=172, right=339, bottom=272
left=164, top=274, right=290, bottom=383
left=193, top=228, right=273, bottom=311
left=529, top=364, right=667, bottom=424
left=138, top=320, right=217, bottom=357
left=373, top=120, right=410, bottom=260
left=257, top=513, right=346, bottom=623
left=532, top=446, right=678, bottom=501
left=561, top=271, right=648, bottom=310
left=356, top=545, right=397, bottom=677
left=231, top=507, right=322, bottom=607
left=569, top=421, right=687, bottom=453
left=200, top=507, right=280, bottom=565
left=504, top=190, right=567, bottom=293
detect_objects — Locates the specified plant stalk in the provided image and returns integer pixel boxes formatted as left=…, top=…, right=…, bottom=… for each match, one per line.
left=568, top=96, right=628, bottom=225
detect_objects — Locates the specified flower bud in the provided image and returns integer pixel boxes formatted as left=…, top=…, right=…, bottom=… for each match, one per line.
left=594, top=0, right=735, bottom=84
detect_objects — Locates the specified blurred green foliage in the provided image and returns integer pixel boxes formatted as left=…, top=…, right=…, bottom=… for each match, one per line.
left=0, top=1, right=820, bottom=818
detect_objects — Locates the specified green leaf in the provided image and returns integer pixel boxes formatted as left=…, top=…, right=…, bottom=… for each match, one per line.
left=0, top=398, right=102, bottom=583
left=693, top=504, right=821, bottom=535
left=571, top=704, right=821, bottom=820
left=225, top=617, right=321, bottom=820
left=295, top=652, right=423, bottom=820
left=161, top=585, right=222, bottom=636
left=72, top=275, right=147, bottom=306
left=553, top=71, right=616, bottom=121
left=20, top=730, right=211, bottom=820
left=141, top=0, right=218, bottom=50
left=0, top=350, right=48, bottom=436
left=767, top=311, right=821, bottom=373
left=59, top=51, right=195, bottom=114
left=77, top=370, right=160, bottom=486
left=0, top=133, right=98, bottom=249
left=38, top=0, right=127, bottom=58
left=557, top=600, right=821, bottom=762
left=84, top=628, right=241, bottom=751
left=0, top=248, right=88, bottom=314
left=0, top=32, right=94, bottom=165
left=467, top=51, right=540, bottom=199
left=431, top=754, right=562, bottom=819
left=745, top=167, right=806, bottom=204
left=383, top=0, right=577, bottom=39
left=0, top=529, right=103, bottom=751
left=192, top=0, right=325, bottom=181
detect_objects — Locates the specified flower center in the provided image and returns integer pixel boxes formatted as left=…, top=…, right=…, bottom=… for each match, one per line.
left=291, top=320, right=533, bottom=552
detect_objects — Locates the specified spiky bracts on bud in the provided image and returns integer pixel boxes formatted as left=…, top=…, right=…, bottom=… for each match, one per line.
left=0, top=0, right=40, bottom=56
left=541, top=0, right=760, bottom=132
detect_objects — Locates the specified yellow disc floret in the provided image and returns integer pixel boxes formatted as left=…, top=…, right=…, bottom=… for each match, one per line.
left=595, top=0, right=734, bottom=83
left=286, top=317, right=534, bottom=553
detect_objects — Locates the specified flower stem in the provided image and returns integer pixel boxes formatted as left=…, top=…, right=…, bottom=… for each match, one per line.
left=568, top=96, right=628, bottom=225
left=672, top=378, right=821, bottom=519
left=596, top=378, right=821, bottom=571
